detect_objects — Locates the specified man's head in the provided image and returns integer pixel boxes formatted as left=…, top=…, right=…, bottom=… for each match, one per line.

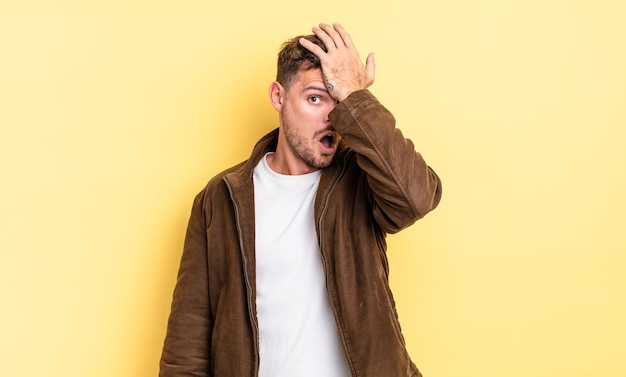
left=268, top=34, right=339, bottom=175
left=276, top=35, right=327, bottom=90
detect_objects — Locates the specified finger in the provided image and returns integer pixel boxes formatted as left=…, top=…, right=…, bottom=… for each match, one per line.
left=318, top=23, right=345, bottom=48
left=332, top=23, right=354, bottom=48
left=312, top=25, right=337, bottom=50
left=299, top=37, right=328, bottom=59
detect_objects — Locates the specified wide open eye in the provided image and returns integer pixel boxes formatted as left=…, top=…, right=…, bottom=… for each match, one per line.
left=308, top=95, right=321, bottom=104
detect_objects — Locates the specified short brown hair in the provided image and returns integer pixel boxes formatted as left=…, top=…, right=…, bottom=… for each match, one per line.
left=276, top=35, right=327, bottom=89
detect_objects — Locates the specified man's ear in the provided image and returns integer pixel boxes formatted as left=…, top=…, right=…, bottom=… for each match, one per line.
left=269, top=81, right=285, bottom=112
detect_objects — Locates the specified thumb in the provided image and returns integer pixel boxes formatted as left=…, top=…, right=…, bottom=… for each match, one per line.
left=365, top=52, right=376, bottom=86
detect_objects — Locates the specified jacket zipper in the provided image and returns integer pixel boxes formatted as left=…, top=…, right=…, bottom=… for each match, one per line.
left=224, top=177, right=260, bottom=377
left=316, top=150, right=357, bottom=377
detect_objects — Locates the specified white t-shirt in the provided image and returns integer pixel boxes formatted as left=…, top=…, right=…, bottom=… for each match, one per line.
left=253, top=153, right=351, bottom=377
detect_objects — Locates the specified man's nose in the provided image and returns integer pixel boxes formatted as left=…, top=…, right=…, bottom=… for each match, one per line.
left=325, top=103, right=337, bottom=123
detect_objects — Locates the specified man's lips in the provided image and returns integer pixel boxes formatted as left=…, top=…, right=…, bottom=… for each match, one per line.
left=318, top=130, right=339, bottom=153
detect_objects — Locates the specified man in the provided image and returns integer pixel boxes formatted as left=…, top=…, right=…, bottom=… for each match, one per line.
left=160, top=23, right=442, bottom=377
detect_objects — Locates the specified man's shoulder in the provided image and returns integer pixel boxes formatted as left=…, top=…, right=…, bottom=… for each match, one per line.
left=203, top=159, right=249, bottom=191
left=201, top=128, right=278, bottom=192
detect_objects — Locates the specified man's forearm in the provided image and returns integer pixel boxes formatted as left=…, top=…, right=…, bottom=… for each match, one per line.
left=330, top=89, right=442, bottom=231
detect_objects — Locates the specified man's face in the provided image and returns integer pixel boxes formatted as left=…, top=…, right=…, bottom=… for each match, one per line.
left=279, top=67, right=340, bottom=171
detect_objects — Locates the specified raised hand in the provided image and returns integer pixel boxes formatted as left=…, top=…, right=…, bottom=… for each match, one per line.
left=299, top=23, right=375, bottom=102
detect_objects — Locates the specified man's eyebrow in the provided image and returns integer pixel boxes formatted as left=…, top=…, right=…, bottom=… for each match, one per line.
left=304, top=85, right=329, bottom=93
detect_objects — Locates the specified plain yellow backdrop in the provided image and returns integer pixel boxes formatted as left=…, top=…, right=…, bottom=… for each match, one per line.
left=1, top=1, right=624, bottom=376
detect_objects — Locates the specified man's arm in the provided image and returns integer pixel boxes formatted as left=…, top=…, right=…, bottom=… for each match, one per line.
left=303, top=23, right=442, bottom=231
left=160, top=192, right=212, bottom=377
left=330, top=89, right=442, bottom=232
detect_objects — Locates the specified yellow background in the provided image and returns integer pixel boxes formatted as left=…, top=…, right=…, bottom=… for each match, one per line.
left=1, top=1, right=624, bottom=376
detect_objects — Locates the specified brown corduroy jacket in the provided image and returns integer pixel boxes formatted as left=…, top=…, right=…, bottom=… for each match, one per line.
left=159, top=90, right=442, bottom=377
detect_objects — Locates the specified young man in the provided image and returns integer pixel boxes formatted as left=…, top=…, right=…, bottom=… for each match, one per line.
left=160, top=23, right=442, bottom=377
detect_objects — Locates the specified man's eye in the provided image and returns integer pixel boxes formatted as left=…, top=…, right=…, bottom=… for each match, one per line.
left=309, top=96, right=321, bottom=103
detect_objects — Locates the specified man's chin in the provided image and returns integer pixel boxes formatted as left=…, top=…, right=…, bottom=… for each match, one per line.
left=311, top=154, right=335, bottom=169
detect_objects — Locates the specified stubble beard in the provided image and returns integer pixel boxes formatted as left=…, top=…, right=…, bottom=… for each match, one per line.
left=283, top=118, right=335, bottom=170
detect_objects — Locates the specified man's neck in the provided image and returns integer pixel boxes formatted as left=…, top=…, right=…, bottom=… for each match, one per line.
left=265, top=150, right=319, bottom=176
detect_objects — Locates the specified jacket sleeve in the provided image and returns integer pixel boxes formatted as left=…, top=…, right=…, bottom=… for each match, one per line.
left=160, top=190, right=212, bottom=377
left=329, top=89, right=442, bottom=233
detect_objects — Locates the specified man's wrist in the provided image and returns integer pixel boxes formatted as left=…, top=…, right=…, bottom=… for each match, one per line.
left=334, top=88, right=357, bottom=102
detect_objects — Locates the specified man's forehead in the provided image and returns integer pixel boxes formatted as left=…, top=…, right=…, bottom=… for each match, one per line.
left=293, top=67, right=325, bottom=87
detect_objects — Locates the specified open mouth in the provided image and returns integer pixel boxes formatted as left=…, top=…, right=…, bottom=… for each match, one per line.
left=318, top=130, right=339, bottom=153
left=320, top=133, right=335, bottom=148
left=317, top=127, right=341, bottom=154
